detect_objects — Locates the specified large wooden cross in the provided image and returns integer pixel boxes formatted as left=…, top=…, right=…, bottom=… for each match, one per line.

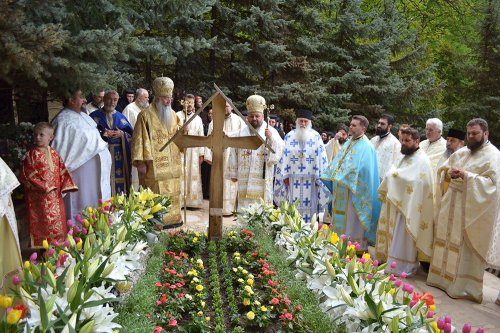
left=160, top=84, right=274, bottom=240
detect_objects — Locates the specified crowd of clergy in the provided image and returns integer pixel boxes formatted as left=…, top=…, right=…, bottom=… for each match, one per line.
left=1, top=76, right=499, bottom=306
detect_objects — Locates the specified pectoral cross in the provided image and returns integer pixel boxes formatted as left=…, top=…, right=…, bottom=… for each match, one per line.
left=160, top=84, right=274, bottom=240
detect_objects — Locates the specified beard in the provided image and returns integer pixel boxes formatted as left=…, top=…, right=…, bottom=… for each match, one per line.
left=375, top=127, right=388, bottom=136
left=338, top=137, right=347, bottom=145
left=137, top=100, right=149, bottom=109
left=467, top=137, right=485, bottom=151
left=295, top=123, right=312, bottom=143
left=401, top=145, right=419, bottom=155
left=156, top=101, right=174, bottom=128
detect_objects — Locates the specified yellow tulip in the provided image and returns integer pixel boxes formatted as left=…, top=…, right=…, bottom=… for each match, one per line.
left=83, top=219, right=90, bottom=228
left=0, top=295, right=13, bottom=308
left=23, top=261, right=30, bottom=270
left=205, top=316, right=210, bottom=322
left=196, top=284, right=204, bottom=292
left=260, top=306, right=268, bottom=312
left=330, top=231, right=339, bottom=245
left=362, top=253, right=371, bottom=262
left=76, top=239, right=83, bottom=250
left=42, top=239, right=49, bottom=250
left=247, top=279, right=254, bottom=286
left=243, top=298, right=250, bottom=306
left=6, top=309, right=22, bottom=324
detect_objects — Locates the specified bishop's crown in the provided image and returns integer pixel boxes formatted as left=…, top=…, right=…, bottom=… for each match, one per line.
left=153, top=77, right=174, bottom=98
left=246, top=94, right=266, bottom=114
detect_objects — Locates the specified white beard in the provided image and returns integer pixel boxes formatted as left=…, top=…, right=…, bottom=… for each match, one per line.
left=156, top=101, right=173, bottom=128
left=138, top=100, right=149, bottom=110
left=295, top=123, right=312, bottom=143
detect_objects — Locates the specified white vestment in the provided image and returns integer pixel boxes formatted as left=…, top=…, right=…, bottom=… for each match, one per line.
left=123, top=102, right=144, bottom=190
left=371, top=133, right=401, bottom=181
left=204, top=114, right=245, bottom=215
left=177, top=111, right=204, bottom=208
left=420, top=137, right=446, bottom=176
left=51, top=109, right=112, bottom=221
left=274, top=129, right=330, bottom=223
left=375, top=149, right=434, bottom=276
left=84, top=103, right=99, bottom=115
left=427, top=142, right=500, bottom=302
left=325, top=139, right=342, bottom=163
left=0, top=158, right=22, bottom=291
left=227, top=123, right=284, bottom=211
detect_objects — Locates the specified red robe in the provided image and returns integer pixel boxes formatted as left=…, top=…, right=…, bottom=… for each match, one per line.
left=20, top=147, right=78, bottom=247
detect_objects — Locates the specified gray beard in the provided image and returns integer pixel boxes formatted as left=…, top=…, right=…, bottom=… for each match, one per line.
left=138, top=100, right=149, bottom=110
left=156, top=102, right=173, bottom=128
left=295, top=125, right=312, bottom=143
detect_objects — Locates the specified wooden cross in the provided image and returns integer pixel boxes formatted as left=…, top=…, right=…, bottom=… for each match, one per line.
left=160, top=84, right=275, bottom=240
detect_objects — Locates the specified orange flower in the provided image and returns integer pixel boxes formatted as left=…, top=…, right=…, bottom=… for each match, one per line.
left=421, top=292, right=434, bottom=306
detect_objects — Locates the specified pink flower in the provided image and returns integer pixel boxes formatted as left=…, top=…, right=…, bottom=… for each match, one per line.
left=426, top=311, right=434, bottom=318
left=394, top=279, right=402, bottom=288
left=462, top=323, right=472, bottom=333
left=72, top=226, right=80, bottom=233
left=389, top=274, right=396, bottom=281
left=12, top=275, right=20, bottom=285
left=30, top=252, right=37, bottom=263
left=47, top=248, right=55, bottom=257
left=445, top=315, right=452, bottom=323
left=437, top=319, right=445, bottom=329
left=341, top=234, right=347, bottom=241
left=366, top=273, right=373, bottom=280
left=476, top=328, right=484, bottom=333
left=390, top=261, right=397, bottom=269
left=76, top=214, right=83, bottom=223
left=168, top=319, right=177, bottom=327
left=81, top=228, right=87, bottom=235
left=53, top=240, right=59, bottom=246
left=63, top=241, right=70, bottom=248
left=354, top=243, right=361, bottom=251
left=373, top=260, right=379, bottom=267
left=68, top=229, right=74, bottom=236
left=400, top=272, right=407, bottom=279
left=409, top=300, right=416, bottom=307
left=296, top=305, right=302, bottom=311
left=402, top=283, right=414, bottom=294
left=67, top=219, right=73, bottom=228
left=74, top=237, right=81, bottom=243
left=444, top=323, right=452, bottom=333
left=284, top=313, right=293, bottom=320
left=318, top=223, right=323, bottom=230
left=153, top=326, right=163, bottom=333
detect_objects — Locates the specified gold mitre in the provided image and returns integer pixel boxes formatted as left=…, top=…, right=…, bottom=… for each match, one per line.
left=246, top=94, right=266, bottom=114
left=152, top=77, right=174, bottom=97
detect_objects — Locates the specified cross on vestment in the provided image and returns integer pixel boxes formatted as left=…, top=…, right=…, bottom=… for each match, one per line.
left=160, top=84, right=275, bottom=240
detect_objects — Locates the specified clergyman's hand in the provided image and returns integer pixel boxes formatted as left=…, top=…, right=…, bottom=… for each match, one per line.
left=137, top=163, right=147, bottom=175
left=450, top=167, right=465, bottom=179
left=265, top=128, right=272, bottom=139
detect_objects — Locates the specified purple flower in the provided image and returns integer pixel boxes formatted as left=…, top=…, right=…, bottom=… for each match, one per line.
left=409, top=300, right=416, bottom=307
left=402, top=283, right=414, bottom=294
left=76, top=214, right=83, bottom=222
left=476, top=328, right=484, bottom=333
left=74, top=237, right=81, bottom=243
left=426, top=311, right=434, bottom=318
left=373, top=260, right=379, bottom=267
left=437, top=319, right=445, bottom=329
left=81, top=227, right=88, bottom=235
left=444, top=323, right=452, bottom=333
left=12, top=275, right=20, bottom=285
left=445, top=315, right=452, bottom=324
left=462, top=323, right=472, bottom=333
left=47, top=248, right=55, bottom=257
left=394, top=279, right=402, bottom=288
left=390, top=261, right=397, bottom=269
left=72, top=226, right=80, bottom=233
left=63, top=241, right=70, bottom=248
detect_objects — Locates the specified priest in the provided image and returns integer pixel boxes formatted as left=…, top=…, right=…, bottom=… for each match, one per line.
left=427, top=118, right=500, bottom=303
left=205, top=101, right=245, bottom=215
left=274, top=109, right=330, bottom=223
left=436, top=128, right=465, bottom=168
left=90, top=90, right=134, bottom=195
left=420, top=118, right=446, bottom=174
left=0, top=158, right=22, bottom=293
left=52, top=89, right=112, bottom=222
left=321, top=115, right=380, bottom=250
left=227, top=95, right=284, bottom=210
left=375, top=127, right=434, bottom=276
left=131, top=77, right=183, bottom=226
left=370, top=114, right=401, bottom=181
left=177, top=94, right=204, bottom=208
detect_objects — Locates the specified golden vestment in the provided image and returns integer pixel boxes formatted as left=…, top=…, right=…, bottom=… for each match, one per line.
left=131, top=105, right=183, bottom=225
left=427, top=142, right=500, bottom=302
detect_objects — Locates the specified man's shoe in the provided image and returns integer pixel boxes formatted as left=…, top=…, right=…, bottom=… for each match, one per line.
left=163, top=221, right=184, bottom=230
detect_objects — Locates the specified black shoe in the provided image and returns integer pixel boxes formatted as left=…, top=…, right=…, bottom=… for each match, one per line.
left=163, top=221, right=184, bottom=229
left=420, top=262, right=430, bottom=273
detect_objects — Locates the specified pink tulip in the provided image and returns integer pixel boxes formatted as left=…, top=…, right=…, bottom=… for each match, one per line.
left=30, top=252, right=37, bottom=262
left=72, top=226, right=80, bottom=233
left=53, top=240, right=59, bottom=246
left=409, top=300, right=416, bottom=307
left=153, top=326, right=163, bottom=333
left=47, top=248, right=55, bottom=257
left=476, top=328, right=484, bottom=333
left=444, top=323, right=452, bottom=333
left=390, top=261, right=397, bottom=269
left=394, top=279, right=402, bottom=287
left=437, top=319, right=445, bottom=329
left=76, top=214, right=83, bottom=222
left=168, top=319, right=177, bottom=327
left=389, top=274, right=396, bottom=281
left=373, top=260, right=379, bottom=267
left=402, top=283, right=414, bottom=294
left=445, top=315, right=452, bottom=323
left=400, top=272, right=407, bottom=279
left=67, top=219, right=73, bottom=228
left=81, top=227, right=88, bottom=235
left=426, top=311, right=434, bottom=318
left=367, top=273, right=373, bottom=280
left=462, top=323, right=472, bottom=333
left=63, top=241, right=70, bottom=248
left=341, top=234, right=347, bottom=241
left=318, top=223, right=323, bottom=230
left=12, top=275, right=20, bottom=285
left=74, top=237, right=81, bottom=243
left=68, top=229, right=73, bottom=236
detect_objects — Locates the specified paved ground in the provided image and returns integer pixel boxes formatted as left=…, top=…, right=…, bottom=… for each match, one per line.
left=183, top=199, right=500, bottom=332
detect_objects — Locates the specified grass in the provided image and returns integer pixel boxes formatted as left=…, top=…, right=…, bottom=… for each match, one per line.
left=115, top=242, right=163, bottom=333
left=248, top=224, right=339, bottom=333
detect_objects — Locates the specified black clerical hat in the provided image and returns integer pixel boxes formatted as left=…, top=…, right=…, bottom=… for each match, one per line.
left=447, top=128, right=465, bottom=140
left=297, top=109, right=312, bottom=120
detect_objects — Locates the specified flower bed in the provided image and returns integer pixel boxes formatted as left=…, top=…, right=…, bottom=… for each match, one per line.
left=237, top=201, right=484, bottom=333
left=150, top=229, right=308, bottom=332
left=0, top=188, right=170, bottom=332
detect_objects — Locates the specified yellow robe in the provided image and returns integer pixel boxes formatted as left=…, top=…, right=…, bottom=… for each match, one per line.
left=427, top=142, right=500, bottom=303
left=131, top=105, right=183, bottom=225
left=0, top=158, right=22, bottom=294
left=375, top=149, right=434, bottom=271
left=420, top=137, right=446, bottom=176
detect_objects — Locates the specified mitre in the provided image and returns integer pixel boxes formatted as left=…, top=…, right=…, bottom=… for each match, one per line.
left=153, top=77, right=174, bottom=97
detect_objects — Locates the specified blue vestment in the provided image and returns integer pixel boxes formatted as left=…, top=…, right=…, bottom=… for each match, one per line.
left=90, top=110, right=133, bottom=195
left=320, top=135, right=381, bottom=243
left=274, top=129, right=330, bottom=223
